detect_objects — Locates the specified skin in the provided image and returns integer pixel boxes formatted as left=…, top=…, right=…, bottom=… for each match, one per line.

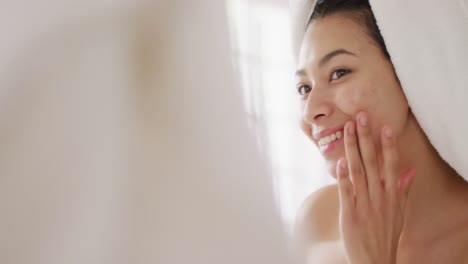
left=295, top=13, right=468, bottom=264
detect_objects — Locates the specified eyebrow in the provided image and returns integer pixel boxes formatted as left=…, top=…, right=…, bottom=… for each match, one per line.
left=295, top=49, right=357, bottom=77
left=319, top=49, right=356, bottom=67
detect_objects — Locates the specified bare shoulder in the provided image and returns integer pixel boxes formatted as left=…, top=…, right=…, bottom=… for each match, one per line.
left=294, top=183, right=341, bottom=244
left=294, top=184, right=347, bottom=263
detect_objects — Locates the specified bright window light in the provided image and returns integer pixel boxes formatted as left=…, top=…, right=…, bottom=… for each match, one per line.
left=226, top=0, right=334, bottom=230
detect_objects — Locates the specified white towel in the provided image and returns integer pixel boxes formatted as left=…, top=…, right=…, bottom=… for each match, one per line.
left=290, top=0, right=468, bottom=181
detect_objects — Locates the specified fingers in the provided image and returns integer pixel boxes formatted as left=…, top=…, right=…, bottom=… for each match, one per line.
left=345, top=113, right=415, bottom=211
left=398, top=168, right=417, bottom=213
left=337, top=157, right=355, bottom=213
left=356, top=112, right=382, bottom=203
left=344, top=120, right=368, bottom=205
left=381, top=126, right=400, bottom=195
left=398, top=168, right=417, bottom=193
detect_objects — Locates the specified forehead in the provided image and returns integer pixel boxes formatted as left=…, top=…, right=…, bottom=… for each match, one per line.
left=298, top=14, right=373, bottom=68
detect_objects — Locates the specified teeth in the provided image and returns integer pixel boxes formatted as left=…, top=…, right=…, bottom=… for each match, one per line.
left=336, top=131, right=342, bottom=139
left=319, top=130, right=343, bottom=146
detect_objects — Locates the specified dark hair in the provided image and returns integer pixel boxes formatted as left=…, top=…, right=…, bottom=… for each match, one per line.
left=308, top=0, right=391, bottom=60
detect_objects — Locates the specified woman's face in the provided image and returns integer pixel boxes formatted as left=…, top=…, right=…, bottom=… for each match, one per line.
left=296, top=13, right=410, bottom=178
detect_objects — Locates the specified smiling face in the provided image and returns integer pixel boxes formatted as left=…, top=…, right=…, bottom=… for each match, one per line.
left=296, top=13, right=410, bottom=178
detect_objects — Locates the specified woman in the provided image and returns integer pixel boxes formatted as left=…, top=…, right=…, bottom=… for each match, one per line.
left=293, top=0, right=468, bottom=263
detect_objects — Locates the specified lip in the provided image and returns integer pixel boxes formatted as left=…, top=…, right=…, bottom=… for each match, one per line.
left=313, top=125, right=345, bottom=140
left=319, top=136, right=343, bottom=155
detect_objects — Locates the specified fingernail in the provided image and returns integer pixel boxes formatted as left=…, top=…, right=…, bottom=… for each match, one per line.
left=385, top=127, right=393, bottom=138
left=346, top=122, right=355, bottom=135
left=340, top=158, right=348, bottom=169
left=403, top=173, right=415, bottom=190
left=359, top=114, right=367, bottom=127
left=399, top=168, right=416, bottom=192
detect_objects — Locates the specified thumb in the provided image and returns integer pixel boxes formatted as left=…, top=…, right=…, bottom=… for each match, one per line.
left=398, top=168, right=417, bottom=212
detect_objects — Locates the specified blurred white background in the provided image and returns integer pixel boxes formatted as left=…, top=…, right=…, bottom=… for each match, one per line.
left=226, top=0, right=334, bottom=228
left=0, top=2, right=298, bottom=262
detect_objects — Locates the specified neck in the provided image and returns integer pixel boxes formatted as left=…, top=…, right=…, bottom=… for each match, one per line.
left=391, top=114, right=468, bottom=239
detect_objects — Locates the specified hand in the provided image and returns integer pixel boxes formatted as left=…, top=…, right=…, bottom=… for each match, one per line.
left=336, top=112, right=416, bottom=264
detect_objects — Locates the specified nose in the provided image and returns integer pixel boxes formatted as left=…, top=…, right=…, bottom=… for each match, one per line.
left=302, top=87, right=334, bottom=125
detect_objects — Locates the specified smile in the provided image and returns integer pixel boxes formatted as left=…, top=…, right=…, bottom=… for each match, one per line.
left=318, top=130, right=343, bottom=146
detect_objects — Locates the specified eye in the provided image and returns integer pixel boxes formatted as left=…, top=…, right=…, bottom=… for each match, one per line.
left=297, top=85, right=312, bottom=97
left=331, top=69, right=351, bottom=81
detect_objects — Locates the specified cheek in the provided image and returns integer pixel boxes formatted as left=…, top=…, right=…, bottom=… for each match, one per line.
left=335, top=84, right=386, bottom=147
left=336, top=83, right=378, bottom=114
left=299, top=119, right=315, bottom=143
